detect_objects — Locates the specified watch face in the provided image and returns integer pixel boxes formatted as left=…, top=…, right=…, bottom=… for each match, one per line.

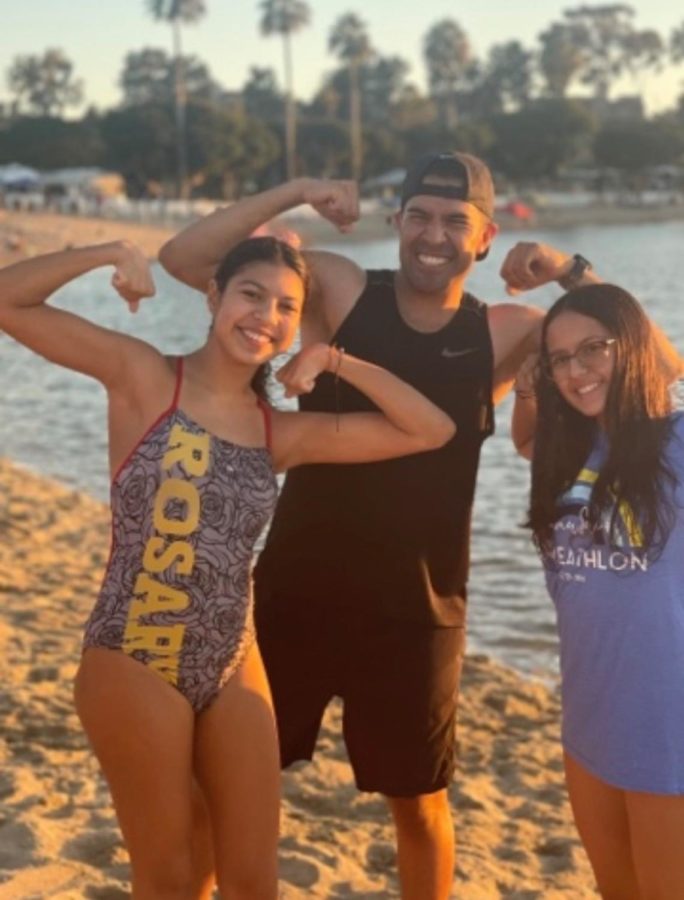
left=560, top=254, right=591, bottom=290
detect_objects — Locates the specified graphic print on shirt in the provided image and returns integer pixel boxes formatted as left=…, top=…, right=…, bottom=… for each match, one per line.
left=546, top=464, right=649, bottom=579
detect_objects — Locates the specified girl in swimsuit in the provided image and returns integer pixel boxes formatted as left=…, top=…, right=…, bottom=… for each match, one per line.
left=0, top=237, right=454, bottom=900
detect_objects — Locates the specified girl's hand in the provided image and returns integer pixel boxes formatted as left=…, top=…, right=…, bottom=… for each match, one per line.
left=110, top=242, right=156, bottom=312
left=276, top=343, right=334, bottom=398
left=501, top=242, right=571, bottom=296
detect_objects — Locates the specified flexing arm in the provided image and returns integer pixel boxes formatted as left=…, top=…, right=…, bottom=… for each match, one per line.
left=269, top=344, right=456, bottom=471
left=158, top=178, right=360, bottom=292
left=0, top=242, right=156, bottom=387
left=500, top=242, right=600, bottom=297
left=492, top=243, right=600, bottom=400
left=498, top=242, right=683, bottom=385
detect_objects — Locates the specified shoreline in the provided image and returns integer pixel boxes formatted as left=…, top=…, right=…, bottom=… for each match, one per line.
left=1, top=201, right=684, bottom=268
left=0, top=457, right=597, bottom=896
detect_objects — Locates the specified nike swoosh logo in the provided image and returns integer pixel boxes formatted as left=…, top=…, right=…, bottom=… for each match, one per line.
left=441, top=346, right=479, bottom=358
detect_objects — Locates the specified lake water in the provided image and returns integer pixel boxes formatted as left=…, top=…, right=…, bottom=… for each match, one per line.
left=2, top=220, right=683, bottom=676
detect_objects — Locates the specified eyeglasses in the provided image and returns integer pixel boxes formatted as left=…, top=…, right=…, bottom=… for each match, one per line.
left=545, top=338, right=616, bottom=379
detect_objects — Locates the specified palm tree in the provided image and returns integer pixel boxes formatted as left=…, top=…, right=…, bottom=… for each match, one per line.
left=423, top=19, right=472, bottom=129
left=671, top=21, right=684, bottom=64
left=259, top=0, right=311, bottom=181
left=329, top=13, right=374, bottom=182
left=146, top=0, right=207, bottom=198
left=538, top=22, right=586, bottom=99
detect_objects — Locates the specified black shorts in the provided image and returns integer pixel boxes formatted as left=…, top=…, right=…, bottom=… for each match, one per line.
left=254, top=581, right=466, bottom=797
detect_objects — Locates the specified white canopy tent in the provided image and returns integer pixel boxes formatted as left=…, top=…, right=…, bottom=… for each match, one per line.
left=0, top=163, right=40, bottom=189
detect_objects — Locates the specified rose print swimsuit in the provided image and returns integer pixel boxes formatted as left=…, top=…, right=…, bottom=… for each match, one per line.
left=83, top=358, right=278, bottom=713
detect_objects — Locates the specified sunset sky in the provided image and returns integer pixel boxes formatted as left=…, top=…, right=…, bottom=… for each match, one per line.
left=1, top=0, right=683, bottom=114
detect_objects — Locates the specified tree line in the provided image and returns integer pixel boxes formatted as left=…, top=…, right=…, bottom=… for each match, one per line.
left=3, top=1, right=684, bottom=198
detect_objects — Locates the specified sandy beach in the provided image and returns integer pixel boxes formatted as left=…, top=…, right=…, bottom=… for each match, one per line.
left=0, top=210, right=175, bottom=267
left=0, top=457, right=597, bottom=898
left=0, top=206, right=603, bottom=897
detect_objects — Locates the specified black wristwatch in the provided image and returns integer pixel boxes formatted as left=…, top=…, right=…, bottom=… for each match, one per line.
left=558, top=254, right=592, bottom=291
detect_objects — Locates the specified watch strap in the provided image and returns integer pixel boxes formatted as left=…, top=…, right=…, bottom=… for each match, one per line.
left=558, top=254, right=592, bottom=291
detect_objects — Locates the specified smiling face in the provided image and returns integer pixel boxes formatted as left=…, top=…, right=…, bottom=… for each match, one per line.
left=545, top=310, right=617, bottom=421
left=208, top=260, right=305, bottom=366
left=396, top=191, right=497, bottom=295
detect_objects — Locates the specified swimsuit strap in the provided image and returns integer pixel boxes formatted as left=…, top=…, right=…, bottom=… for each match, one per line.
left=257, top=397, right=272, bottom=453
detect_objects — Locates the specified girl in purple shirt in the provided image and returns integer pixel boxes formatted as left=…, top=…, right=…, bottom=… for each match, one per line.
left=513, top=283, right=684, bottom=900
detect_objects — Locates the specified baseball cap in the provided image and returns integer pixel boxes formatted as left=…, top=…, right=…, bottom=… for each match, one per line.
left=400, top=151, right=495, bottom=218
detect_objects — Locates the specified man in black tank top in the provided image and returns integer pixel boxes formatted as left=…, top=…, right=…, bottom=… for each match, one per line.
left=160, top=152, right=601, bottom=899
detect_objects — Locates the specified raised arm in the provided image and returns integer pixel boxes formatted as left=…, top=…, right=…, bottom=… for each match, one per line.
left=269, top=344, right=456, bottom=471
left=500, top=242, right=601, bottom=297
left=158, top=178, right=361, bottom=293
left=498, top=241, right=683, bottom=385
left=491, top=243, right=600, bottom=402
left=0, top=242, right=156, bottom=388
left=510, top=353, right=539, bottom=461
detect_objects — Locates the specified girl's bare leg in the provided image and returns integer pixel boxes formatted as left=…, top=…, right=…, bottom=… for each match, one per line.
left=627, top=789, right=684, bottom=899
left=564, top=752, right=640, bottom=899
left=75, top=648, right=215, bottom=900
left=194, top=643, right=281, bottom=899
left=189, top=779, right=216, bottom=898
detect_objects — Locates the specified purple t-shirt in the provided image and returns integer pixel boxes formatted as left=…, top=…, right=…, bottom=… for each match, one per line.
left=544, top=412, right=684, bottom=793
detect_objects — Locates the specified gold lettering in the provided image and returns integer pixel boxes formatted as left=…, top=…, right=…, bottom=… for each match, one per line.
left=120, top=423, right=210, bottom=691
left=142, top=536, right=195, bottom=575
left=128, top=572, right=191, bottom=618
left=163, top=424, right=210, bottom=476
left=148, top=654, right=180, bottom=686
left=122, top=621, right=185, bottom=656
left=153, top=479, right=200, bottom=535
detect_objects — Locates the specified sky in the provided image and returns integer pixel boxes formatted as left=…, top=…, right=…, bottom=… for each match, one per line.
left=1, top=0, right=683, bottom=115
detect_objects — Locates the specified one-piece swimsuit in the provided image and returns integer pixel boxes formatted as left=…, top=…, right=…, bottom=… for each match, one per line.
left=83, top=357, right=278, bottom=713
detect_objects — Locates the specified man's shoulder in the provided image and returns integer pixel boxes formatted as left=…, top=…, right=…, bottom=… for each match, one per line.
left=487, top=301, right=544, bottom=334
left=304, top=248, right=365, bottom=283
left=303, top=249, right=365, bottom=305
left=488, top=302, right=545, bottom=374
left=301, top=252, right=395, bottom=337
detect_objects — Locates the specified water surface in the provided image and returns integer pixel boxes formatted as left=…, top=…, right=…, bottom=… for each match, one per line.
left=2, top=220, right=683, bottom=675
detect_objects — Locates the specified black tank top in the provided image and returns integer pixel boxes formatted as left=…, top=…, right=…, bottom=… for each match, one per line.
left=256, top=270, right=494, bottom=626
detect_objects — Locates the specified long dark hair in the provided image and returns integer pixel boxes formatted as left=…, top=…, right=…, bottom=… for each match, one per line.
left=213, top=236, right=309, bottom=400
left=528, top=283, right=676, bottom=556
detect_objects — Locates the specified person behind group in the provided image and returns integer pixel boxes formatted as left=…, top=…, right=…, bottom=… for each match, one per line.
left=512, top=283, right=684, bottom=899
left=158, top=151, right=601, bottom=899
left=0, top=236, right=455, bottom=900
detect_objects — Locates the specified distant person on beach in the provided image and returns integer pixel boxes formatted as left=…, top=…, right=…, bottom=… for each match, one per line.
left=0, top=238, right=455, bottom=899
left=159, top=151, right=603, bottom=898
left=512, top=284, right=684, bottom=898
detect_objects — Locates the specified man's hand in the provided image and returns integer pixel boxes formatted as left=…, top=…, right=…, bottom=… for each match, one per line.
left=110, top=241, right=156, bottom=312
left=500, top=242, right=573, bottom=296
left=300, top=179, right=360, bottom=233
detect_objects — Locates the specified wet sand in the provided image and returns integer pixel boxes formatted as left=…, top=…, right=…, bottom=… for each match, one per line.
left=0, top=458, right=598, bottom=897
